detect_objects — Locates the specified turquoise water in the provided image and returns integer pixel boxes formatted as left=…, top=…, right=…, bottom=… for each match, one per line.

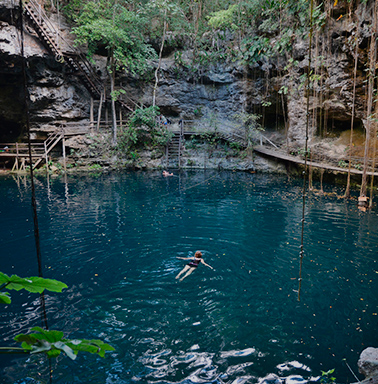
left=1, top=171, right=378, bottom=384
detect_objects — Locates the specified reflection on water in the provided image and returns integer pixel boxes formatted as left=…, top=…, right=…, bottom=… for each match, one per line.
left=0, top=171, right=378, bottom=384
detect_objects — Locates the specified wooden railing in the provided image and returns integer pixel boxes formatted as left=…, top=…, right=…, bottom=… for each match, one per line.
left=22, top=0, right=103, bottom=97
left=22, top=0, right=137, bottom=112
left=0, top=128, right=66, bottom=171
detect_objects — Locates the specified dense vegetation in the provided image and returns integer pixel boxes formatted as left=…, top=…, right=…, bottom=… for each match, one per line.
left=56, top=0, right=377, bottom=199
left=62, top=0, right=318, bottom=71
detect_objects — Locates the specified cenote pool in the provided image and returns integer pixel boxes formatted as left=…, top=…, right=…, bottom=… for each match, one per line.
left=1, top=170, right=378, bottom=384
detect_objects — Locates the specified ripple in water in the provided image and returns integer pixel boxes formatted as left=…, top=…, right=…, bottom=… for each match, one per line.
left=0, top=171, right=377, bottom=384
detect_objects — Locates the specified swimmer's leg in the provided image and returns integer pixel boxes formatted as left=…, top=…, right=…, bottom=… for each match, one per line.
left=176, top=265, right=190, bottom=279
left=179, top=267, right=195, bottom=282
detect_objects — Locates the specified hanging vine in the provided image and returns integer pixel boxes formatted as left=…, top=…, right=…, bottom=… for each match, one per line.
left=359, top=0, right=377, bottom=198
left=297, top=0, right=314, bottom=302
left=344, top=1, right=361, bottom=199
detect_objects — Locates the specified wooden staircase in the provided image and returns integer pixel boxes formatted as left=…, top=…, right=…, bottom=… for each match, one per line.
left=32, top=130, right=64, bottom=169
left=166, top=132, right=182, bottom=168
left=22, top=0, right=133, bottom=109
left=23, top=0, right=64, bottom=62
left=0, top=130, right=64, bottom=172
left=64, top=52, right=103, bottom=98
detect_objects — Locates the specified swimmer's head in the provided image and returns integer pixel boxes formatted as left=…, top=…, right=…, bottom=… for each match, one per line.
left=195, top=251, right=202, bottom=258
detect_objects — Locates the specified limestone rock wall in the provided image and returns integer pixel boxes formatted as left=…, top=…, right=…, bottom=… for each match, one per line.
left=0, top=0, right=375, bottom=161
left=0, top=1, right=91, bottom=142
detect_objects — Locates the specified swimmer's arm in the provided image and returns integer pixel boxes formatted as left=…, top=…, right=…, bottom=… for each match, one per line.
left=176, top=257, right=192, bottom=260
left=201, top=260, right=214, bottom=269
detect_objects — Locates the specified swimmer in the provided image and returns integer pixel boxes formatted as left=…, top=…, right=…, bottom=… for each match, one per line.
left=162, top=170, right=173, bottom=177
left=175, top=251, right=213, bottom=282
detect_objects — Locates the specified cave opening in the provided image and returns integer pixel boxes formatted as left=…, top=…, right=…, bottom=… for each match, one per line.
left=0, top=72, right=26, bottom=143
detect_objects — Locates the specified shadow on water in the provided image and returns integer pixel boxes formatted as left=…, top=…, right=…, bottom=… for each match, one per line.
left=0, top=171, right=377, bottom=384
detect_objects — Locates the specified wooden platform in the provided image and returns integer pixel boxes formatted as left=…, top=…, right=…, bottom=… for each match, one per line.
left=253, top=145, right=378, bottom=177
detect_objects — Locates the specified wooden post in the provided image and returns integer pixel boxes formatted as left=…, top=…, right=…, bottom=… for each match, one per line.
left=90, top=97, right=94, bottom=130
left=178, top=134, right=181, bottom=169
left=62, top=135, right=66, bottom=173
left=15, top=143, right=19, bottom=171
left=97, top=91, right=103, bottom=131
left=44, top=140, right=48, bottom=170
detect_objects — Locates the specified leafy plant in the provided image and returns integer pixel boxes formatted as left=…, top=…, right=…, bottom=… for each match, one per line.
left=297, top=148, right=310, bottom=158
left=89, top=164, right=102, bottom=171
left=110, top=88, right=126, bottom=102
left=72, top=0, right=156, bottom=75
left=208, top=4, right=238, bottom=31
left=15, top=327, right=114, bottom=360
left=278, top=86, right=289, bottom=95
left=230, top=142, right=242, bottom=151
left=320, top=369, right=336, bottom=384
left=233, top=111, right=263, bottom=148
left=129, top=106, right=160, bottom=130
left=0, top=272, right=114, bottom=361
left=129, top=151, right=140, bottom=161
left=0, top=271, right=67, bottom=304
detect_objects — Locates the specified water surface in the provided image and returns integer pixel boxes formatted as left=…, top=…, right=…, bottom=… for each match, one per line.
left=0, top=171, right=377, bottom=384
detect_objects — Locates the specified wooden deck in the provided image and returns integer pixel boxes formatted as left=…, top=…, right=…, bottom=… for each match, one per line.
left=254, top=145, right=378, bottom=177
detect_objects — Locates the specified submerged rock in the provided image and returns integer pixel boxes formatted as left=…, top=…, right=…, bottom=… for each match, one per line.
left=358, top=347, right=378, bottom=379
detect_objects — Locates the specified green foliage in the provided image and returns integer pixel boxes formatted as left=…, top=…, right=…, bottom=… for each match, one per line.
left=129, top=106, right=160, bottom=129
left=1, top=271, right=114, bottom=364
left=153, top=128, right=174, bottom=147
left=234, top=111, right=263, bottom=147
left=88, top=164, right=102, bottom=171
left=320, top=369, right=336, bottom=384
left=278, top=86, right=288, bottom=95
left=338, top=160, right=348, bottom=168
left=0, top=272, right=67, bottom=304
left=111, top=89, right=126, bottom=102
left=293, top=147, right=310, bottom=158
left=200, top=131, right=219, bottom=146
left=353, top=162, right=362, bottom=171
left=72, top=0, right=156, bottom=74
left=129, top=151, right=140, bottom=161
left=143, top=0, right=187, bottom=38
left=230, top=142, right=242, bottom=151
left=117, top=106, right=172, bottom=155
left=117, top=126, right=139, bottom=153
left=15, top=327, right=114, bottom=360
left=240, top=35, right=272, bottom=64
left=208, top=4, right=238, bottom=30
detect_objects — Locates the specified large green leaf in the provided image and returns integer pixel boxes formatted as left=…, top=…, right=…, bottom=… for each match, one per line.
left=15, top=329, right=114, bottom=360
left=0, top=292, right=11, bottom=304
left=66, top=339, right=115, bottom=358
left=0, top=272, right=67, bottom=295
left=29, top=327, right=64, bottom=343
left=53, top=341, right=77, bottom=360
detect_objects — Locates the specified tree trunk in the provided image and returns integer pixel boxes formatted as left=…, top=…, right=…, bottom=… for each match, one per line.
left=345, top=4, right=361, bottom=198
left=360, top=3, right=377, bottom=197
left=152, top=9, right=167, bottom=108
left=109, top=55, right=117, bottom=145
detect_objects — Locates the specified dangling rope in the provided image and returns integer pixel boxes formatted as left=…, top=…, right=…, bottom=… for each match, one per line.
left=19, top=0, right=49, bottom=330
left=298, top=0, right=314, bottom=302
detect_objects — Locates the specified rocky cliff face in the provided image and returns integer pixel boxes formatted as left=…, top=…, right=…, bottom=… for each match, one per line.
left=0, top=0, right=91, bottom=143
left=0, top=0, right=375, bottom=168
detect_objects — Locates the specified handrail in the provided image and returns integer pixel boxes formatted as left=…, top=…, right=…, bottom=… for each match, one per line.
left=258, top=133, right=279, bottom=148
left=23, top=0, right=65, bottom=60
left=23, top=0, right=103, bottom=95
